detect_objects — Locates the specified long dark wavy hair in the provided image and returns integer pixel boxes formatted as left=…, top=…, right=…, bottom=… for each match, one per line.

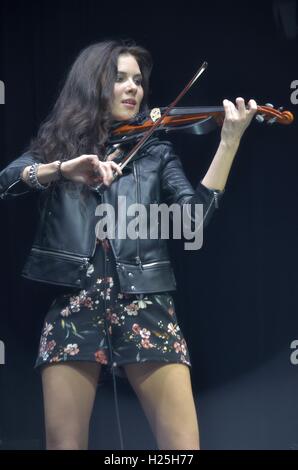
left=28, top=40, right=152, bottom=163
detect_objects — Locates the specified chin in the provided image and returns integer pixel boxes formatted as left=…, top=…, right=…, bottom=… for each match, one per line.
left=116, top=112, right=135, bottom=121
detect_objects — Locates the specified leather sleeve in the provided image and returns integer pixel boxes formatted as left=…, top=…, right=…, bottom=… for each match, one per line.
left=0, top=152, right=42, bottom=199
left=160, top=141, right=224, bottom=226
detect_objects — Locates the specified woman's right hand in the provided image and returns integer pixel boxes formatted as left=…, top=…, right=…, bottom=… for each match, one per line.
left=60, top=151, right=123, bottom=187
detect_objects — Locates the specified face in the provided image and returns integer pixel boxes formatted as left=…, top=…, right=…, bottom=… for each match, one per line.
left=111, top=53, right=144, bottom=121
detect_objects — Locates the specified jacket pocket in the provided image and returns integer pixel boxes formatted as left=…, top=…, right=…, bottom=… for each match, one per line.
left=22, top=247, right=91, bottom=289
left=115, top=260, right=176, bottom=294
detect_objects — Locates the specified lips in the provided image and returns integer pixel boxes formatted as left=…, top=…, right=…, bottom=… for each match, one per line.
left=122, top=99, right=137, bottom=105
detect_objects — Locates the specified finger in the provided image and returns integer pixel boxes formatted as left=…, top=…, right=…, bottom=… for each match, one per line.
left=87, top=155, right=100, bottom=174
left=109, top=161, right=123, bottom=176
left=85, top=154, right=99, bottom=163
left=235, top=97, right=246, bottom=117
left=86, top=162, right=103, bottom=185
left=103, top=163, right=114, bottom=185
left=96, top=163, right=108, bottom=183
left=247, top=99, right=257, bottom=114
left=223, top=99, right=236, bottom=120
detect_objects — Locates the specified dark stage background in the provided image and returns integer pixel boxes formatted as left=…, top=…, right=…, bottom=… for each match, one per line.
left=0, top=0, right=298, bottom=450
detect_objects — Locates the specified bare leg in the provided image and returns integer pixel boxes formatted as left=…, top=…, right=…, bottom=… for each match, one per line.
left=41, top=361, right=101, bottom=450
left=124, top=362, right=200, bottom=450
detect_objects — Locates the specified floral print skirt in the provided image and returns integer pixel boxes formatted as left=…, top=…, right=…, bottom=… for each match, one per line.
left=35, top=239, right=191, bottom=379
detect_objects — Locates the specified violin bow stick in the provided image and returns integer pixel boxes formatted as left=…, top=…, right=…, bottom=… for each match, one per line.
left=95, top=61, right=208, bottom=193
left=118, top=61, right=208, bottom=170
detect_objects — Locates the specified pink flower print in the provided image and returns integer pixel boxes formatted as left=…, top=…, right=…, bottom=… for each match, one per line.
left=39, top=337, right=55, bottom=361
left=64, top=343, right=80, bottom=356
left=173, top=341, right=182, bottom=353
left=94, top=349, right=108, bottom=364
left=180, top=339, right=187, bottom=356
left=49, top=356, right=60, bottom=363
left=82, top=296, right=93, bottom=309
left=140, top=328, right=151, bottom=339
left=132, top=323, right=141, bottom=335
left=46, top=340, right=56, bottom=352
left=124, top=303, right=139, bottom=316
left=141, top=338, right=154, bottom=349
left=110, top=313, right=120, bottom=325
left=39, top=337, right=47, bottom=353
left=69, top=296, right=80, bottom=312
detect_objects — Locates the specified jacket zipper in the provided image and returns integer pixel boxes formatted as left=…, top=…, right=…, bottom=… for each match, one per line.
left=91, top=191, right=104, bottom=257
left=201, top=191, right=217, bottom=222
left=116, top=260, right=170, bottom=269
left=184, top=190, right=218, bottom=229
left=139, top=260, right=170, bottom=268
left=1, top=178, right=32, bottom=199
left=213, top=191, right=219, bottom=209
left=31, top=247, right=90, bottom=265
left=133, top=162, right=143, bottom=270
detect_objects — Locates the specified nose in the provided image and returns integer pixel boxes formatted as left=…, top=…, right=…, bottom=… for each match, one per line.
left=125, top=77, right=138, bottom=93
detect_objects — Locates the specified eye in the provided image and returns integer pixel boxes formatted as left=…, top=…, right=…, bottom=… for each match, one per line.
left=115, top=73, right=143, bottom=86
left=134, top=77, right=143, bottom=86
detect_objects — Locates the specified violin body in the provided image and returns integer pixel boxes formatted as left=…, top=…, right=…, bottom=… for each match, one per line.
left=109, top=105, right=294, bottom=145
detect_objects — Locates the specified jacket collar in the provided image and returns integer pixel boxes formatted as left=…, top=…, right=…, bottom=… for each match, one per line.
left=107, top=136, right=161, bottom=169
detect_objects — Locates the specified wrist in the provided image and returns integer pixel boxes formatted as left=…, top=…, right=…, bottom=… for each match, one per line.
left=57, top=160, right=68, bottom=180
left=20, top=166, right=30, bottom=182
left=220, top=137, right=240, bottom=149
left=26, top=163, right=50, bottom=190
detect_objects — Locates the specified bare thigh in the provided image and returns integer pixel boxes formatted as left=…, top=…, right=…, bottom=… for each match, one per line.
left=124, top=362, right=200, bottom=450
left=41, top=361, right=101, bottom=450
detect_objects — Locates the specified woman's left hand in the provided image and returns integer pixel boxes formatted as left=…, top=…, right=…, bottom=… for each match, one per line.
left=221, top=97, right=257, bottom=147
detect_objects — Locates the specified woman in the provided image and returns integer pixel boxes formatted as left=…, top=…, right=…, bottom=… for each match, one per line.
left=0, top=40, right=257, bottom=450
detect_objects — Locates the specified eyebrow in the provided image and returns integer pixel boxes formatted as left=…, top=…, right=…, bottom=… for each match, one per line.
left=117, top=71, right=142, bottom=78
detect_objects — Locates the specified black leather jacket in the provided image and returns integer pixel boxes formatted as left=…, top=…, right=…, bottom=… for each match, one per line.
left=0, top=138, right=223, bottom=293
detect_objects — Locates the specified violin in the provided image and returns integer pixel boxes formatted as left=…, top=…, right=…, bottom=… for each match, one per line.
left=95, top=61, right=294, bottom=194
left=109, top=104, right=294, bottom=145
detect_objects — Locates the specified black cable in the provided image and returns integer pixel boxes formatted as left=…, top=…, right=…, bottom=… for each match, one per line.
left=102, top=239, right=125, bottom=451
left=98, top=150, right=125, bottom=450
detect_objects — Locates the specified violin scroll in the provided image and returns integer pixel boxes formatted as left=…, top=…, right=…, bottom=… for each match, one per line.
left=255, top=103, right=294, bottom=125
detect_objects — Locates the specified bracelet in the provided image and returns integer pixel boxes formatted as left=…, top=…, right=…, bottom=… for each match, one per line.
left=28, top=163, right=50, bottom=190
left=57, top=160, right=68, bottom=181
